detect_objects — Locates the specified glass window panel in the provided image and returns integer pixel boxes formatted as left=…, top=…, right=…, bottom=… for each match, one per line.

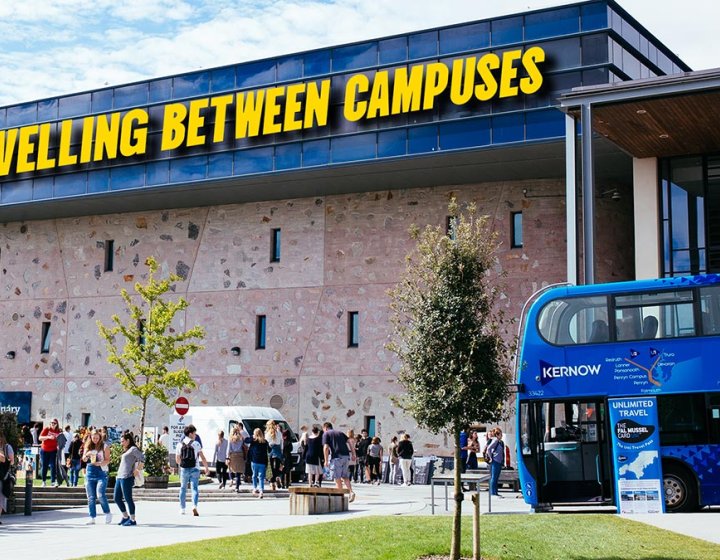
left=526, top=109, right=565, bottom=140
left=304, top=50, right=331, bottom=77
left=207, top=152, right=233, bottom=178
left=302, top=139, right=330, bottom=167
left=582, top=68, right=608, bottom=87
left=148, top=105, right=166, bottom=132
left=237, top=61, right=276, bottom=88
left=7, top=103, right=37, bottom=127
left=440, top=117, right=490, bottom=150
left=332, top=132, right=376, bottom=163
left=492, top=16, right=523, bottom=46
left=277, top=56, right=303, bottom=81
left=621, top=18, right=640, bottom=50
left=113, top=83, right=148, bottom=109
left=525, top=6, right=580, bottom=41
left=111, top=164, right=145, bottom=190
left=234, top=147, right=273, bottom=174
left=538, top=296, right=608, bottom=345
left=582, top=34, right=609, bottom=65
left=379, top=37, right=407, bottom=64
left=54, top=173, right=86, bottom=197
left=33, top=177, right=54, bottom=200
left=173, top=71, right=210, bottom=99
left=378, top=129, right=406, bottom=158
left=37, top=99, right=58, bottom=121
left=492, top=113, right=524, bottom=144
left=439, top=22, right=490, bottom=55
left=1, top=180, right=33, bottom=203
left=408, top=124, right=437, bottom=154
left=170, top=156, right=207, bottom=182
left=59, top=93, right=91, bottom=118
left=526, top=71, right=582, bottom=108
left=658, top=394, right=708, bottom=446
left=146, top=160, right=169, bottom=186
left=0, top=108, right=5, bottom=129
left=581, top=2, right=608, bottom=31
left=700, top=286, right=720, bottom=335
left=657, top=52, right=673, bottom=75
left=211, top=67, right=235, bottom=92
left=332, top=42, right=377, bottom=72
left=512, top=212, right=523, bottom=247
left=275, top=142, right=302, bottom=170
left=539, top=37, right=581, bottom=69
left=88, top=169, right=110, bottom=193
left=92, top=90, right=114, bottom=113
left=622, top=49, right=642, bottom=80
left=409, top=31, right=437, bottom=59
left=149, top=79, right=172, bottom=103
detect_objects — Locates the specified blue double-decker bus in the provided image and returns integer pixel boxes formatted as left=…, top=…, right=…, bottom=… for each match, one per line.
left=515, top=275, right=720, bottom=512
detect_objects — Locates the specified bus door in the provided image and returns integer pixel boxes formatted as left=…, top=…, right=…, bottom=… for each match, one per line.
left=533, top=399, right=613, bottom=504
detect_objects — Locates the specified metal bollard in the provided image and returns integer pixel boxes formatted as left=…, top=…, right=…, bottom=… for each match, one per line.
left=24, top=464, right=33, bottom=516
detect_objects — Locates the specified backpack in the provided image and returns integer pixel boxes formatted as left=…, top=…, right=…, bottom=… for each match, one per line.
left=180, top=441, right=196, bottom=468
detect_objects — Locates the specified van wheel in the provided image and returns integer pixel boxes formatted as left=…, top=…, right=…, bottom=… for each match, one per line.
left=663, top=463, right=698, bottom=513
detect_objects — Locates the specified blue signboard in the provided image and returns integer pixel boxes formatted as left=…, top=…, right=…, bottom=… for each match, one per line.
left=608, top=397, right=665, bottom=514
left=0, top=391, right=32, bottom=424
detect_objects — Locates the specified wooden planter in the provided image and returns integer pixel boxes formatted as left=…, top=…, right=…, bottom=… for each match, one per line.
left=143, top=475, right=169, bottom=489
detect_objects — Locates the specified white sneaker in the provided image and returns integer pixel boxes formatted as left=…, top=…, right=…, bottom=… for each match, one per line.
left=105, top=513, right=112, bottom=524
left=51, top=482, right=59, bottom=488
left=180, top=509, right=186, bottom=515
left=86, top=518, right=96, bottom=525
left=349, top=492, right=356, bottom=503
left=41, top=482, right=46, bottom=488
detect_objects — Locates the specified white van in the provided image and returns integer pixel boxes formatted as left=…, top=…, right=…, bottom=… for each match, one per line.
left=189, top=406, right=300, bottom=475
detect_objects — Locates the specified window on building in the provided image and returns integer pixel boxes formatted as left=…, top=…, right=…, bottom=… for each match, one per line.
left=41, top=322, right=51, bottom=353
left=256, top=315, right=267, bottom=350
left=348, top=311, right=359, bottom=347
left=104, top=239, right=114, bottom=272
left=511, top=211, right=523, bottom=248
left=81, top=413, right=91, bottom=428
left=365, top=415, right=376, bottom=438
left=270, top=228, right=281, bottom=262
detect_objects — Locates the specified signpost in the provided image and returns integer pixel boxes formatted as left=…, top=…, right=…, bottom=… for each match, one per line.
left=170, top=398, right=192, bottom=453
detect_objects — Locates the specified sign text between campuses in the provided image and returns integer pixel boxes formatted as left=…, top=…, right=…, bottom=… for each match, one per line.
left=0, top=48, right=545, bottom=179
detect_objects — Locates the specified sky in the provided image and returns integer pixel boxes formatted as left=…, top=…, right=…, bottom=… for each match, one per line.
left=0, top=0, right=717, bottom=106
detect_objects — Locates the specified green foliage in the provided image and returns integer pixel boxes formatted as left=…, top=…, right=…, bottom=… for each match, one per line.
left=0, top=411, right=21, bottom=453
left=97, top=256, right=205, bottom=447
left=108, top=441, right=123, bottom=474
left=143, top=442, right=169, bottom=477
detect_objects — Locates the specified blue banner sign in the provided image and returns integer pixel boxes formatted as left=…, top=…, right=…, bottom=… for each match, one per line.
left=0, top=391, right=32, bottom=424
left=608, top=397, right=665, bottom=514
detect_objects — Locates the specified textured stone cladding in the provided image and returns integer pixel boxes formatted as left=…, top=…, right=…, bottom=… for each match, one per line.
left=0, top=180, right=633, bottom=455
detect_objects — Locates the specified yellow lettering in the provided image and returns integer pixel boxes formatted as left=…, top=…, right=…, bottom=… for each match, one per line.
left=475, top=53, right=500, bottom=101
left=263, top=87, right=283, bottom=134
left=17, top=125, right=38, bottom=173
left=304, top=80, right=330, bottom=128
left=161, top=103, right=188, bottom=150
left=450, top=57, right=475, bottom=106
left=58, top=119, right=78, bottom=166
left=391, top=66, right=424, bottom=114
left=422, top=62, right=449, bottom=110
left=210, top=95, right=233, bottom=143
left=35, top=123, right=56, bottom=170
left=499, top=50, right=522, bottom=98
left=283, top=84, right=305, bottom=132
left=0, top=129, right=18, bottom=176
left=186, top=99, right=208, bottom=147
left=520, top=47, right=545, bottom=95
left=80, top=117, right=94, bottom=164
left=93, top=113, right=121, bottom=161
left=366, top=70, right=390, bottom=119
left=344, top=74, right=369, bottom=122
left=120, top=109, right=148, bottom=156
left=235, top=90, right=265, bottom=138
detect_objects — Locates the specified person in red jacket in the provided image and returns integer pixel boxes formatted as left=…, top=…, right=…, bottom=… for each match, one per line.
left=39, top=419, right=62, bottom=487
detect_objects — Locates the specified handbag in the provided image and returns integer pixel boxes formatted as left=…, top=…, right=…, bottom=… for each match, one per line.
left=134, top=469, right=145, bottom=487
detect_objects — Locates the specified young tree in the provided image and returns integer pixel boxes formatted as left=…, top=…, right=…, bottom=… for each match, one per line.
left=388, top=200, right=514, bottom=560
left=97, top=257, right=205, bottom=448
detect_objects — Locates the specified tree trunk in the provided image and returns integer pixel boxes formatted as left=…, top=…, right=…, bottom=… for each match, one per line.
left=472, top=492, right=480, bottom=560
left=139, top=397, right=147, bottom=450
left=450, top=429, right=463, bottom=560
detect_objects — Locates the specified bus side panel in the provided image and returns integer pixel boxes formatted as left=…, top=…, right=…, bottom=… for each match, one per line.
left=662, top=445, right=720, bottom=507
left=516, top=401, right=539, bottom=507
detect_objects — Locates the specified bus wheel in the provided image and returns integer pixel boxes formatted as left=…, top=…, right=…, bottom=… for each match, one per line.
left=663, top=464, right=698, bottom=513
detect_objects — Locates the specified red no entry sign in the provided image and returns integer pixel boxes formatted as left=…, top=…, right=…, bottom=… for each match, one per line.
left=175, top=396, right=190, bottom=415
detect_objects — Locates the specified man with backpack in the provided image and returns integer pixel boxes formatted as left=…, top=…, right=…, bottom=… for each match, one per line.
left=175, top=425, right=210, bottom=516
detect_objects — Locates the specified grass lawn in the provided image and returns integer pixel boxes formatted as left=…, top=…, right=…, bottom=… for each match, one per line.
left=78, top=514, right=719, bottom=560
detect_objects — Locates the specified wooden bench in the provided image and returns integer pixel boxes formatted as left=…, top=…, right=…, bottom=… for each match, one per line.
left=288, top=486, right=349, bottom=515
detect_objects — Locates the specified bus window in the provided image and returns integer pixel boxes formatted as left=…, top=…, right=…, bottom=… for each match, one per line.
left=658, top=394, right=707, bottom=445
left=699, top=285, right=720, bottom=335
left=614, top=290, right=695, bottom=340
left=538, top=296, right=608, bottom=345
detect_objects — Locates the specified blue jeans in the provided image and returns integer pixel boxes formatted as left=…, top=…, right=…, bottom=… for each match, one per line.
left=490, top=461, right=502, bottom=495
left=251, top=462, right=266, bottom=492
left=40, top=449, right=57, bottom=483
left=85, top=466, right=110, bottom=518
left=179, top=467, right=200, bottom=509
left=69, top=459, right=81, bottom=486
left=114, top=477, right=136, bottom=515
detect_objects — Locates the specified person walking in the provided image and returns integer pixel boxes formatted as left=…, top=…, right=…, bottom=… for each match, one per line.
left=68, top=432, right=83, bottom=487
left=356, top=429, right=371, bottom=483
left=303, top=426, right=323, bottom=487
left=114, top=432, right=144, bottom=526
left=227, top=427, right=246, bottom=492
left=83, top=429, right=112, bottom=524
left=388, top=436, right=399, bottom=485
left=175, top=425, right=210, bottom=516
left=485, top=428, right=506, bottom=498
left=247, top=428, right=269, bottom=498
left=322, top=422, right=355, bottom=503
left=366, top=437, right=383, bottom=484
left=281, top=429, right=293, bottom=489
left=346, top=429, right=357, bottom=483
left=265, top=420, right=283, bottom=490
left=38, top=419, right=62, bottom=487
left=213, top=430, right=229, bottom=489
left=397, top=433, right=414, bottom=486
left=0, top=430, right=15, bottom=525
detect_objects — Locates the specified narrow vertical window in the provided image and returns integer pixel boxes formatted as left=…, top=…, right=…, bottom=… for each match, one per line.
left=138, top=319, right=146, bottom=347
left=104, top=239, right=114, bottom=272
left=41, top=322, right=51, bottom=353
left=446, top=216, right=457, bottom=240
left=256, top=315, right=267, bottom=350
left=348, top=311, right=359, bottom=347
left=81, top=413, right=91, bottom=427
left=270, top=228, right=281, bottom=262
left=511, top=211, right=523, bottom=248
left=365, top=415, right=376, bottom=437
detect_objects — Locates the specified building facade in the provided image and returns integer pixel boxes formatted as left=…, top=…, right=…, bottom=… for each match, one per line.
left=0, top=1, right=689, bottom=452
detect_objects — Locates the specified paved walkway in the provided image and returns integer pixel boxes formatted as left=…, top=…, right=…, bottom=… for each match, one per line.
left=2, top=483, right=718, bottom=559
